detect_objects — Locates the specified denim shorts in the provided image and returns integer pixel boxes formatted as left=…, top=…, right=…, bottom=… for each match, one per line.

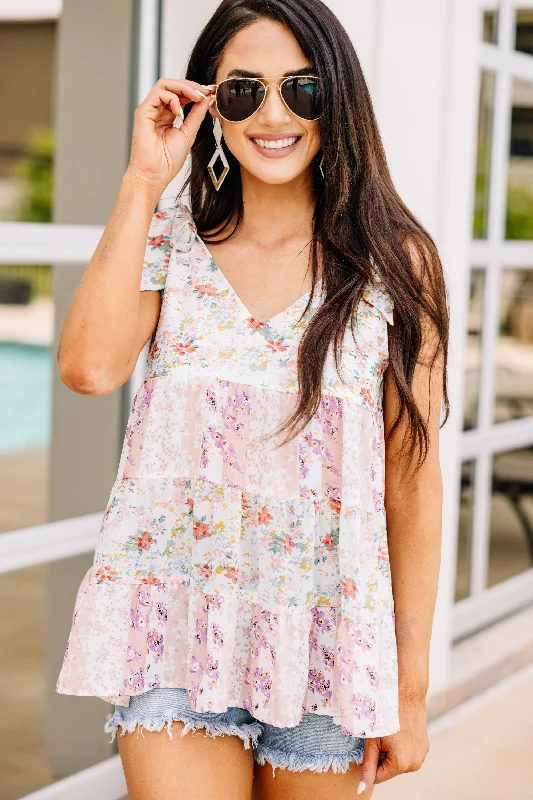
left=105, top=688, right=385, bottom=775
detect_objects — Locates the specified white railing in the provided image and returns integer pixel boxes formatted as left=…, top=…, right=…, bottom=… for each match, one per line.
left=0, top=222, right=103, bottom=265
left=22, top=755, right=126, bottom=800
left=0, top=513, right=101, bottom=573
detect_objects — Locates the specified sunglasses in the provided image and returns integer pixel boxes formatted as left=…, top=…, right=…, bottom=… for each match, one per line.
left=209, top=75, right=324, bottom=123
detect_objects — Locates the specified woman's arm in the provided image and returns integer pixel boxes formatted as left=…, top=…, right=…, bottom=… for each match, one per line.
left=358, top=254, right=446, bottom=796
left=57, top=78, right=214, bottom=396
left=383, top=321, right=444, bottom=702
left=57, top=171, right=164, bottom=396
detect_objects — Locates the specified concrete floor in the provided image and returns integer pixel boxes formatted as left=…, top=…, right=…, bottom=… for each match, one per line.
left=0, top=565, right=54, bottom=800
left=378, top=665, right=533, bottom=800
left=0, top=447, right=49, bottom=533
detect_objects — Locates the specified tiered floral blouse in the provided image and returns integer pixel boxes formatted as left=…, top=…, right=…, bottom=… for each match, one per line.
left=56, top=201, right=400, bottom=738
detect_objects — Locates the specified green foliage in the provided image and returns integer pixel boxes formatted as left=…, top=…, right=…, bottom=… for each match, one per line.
left=1, top=126, right=55, bottom=297
left=11, top=125, right=54, bottom=223
left=506, top=183, right=533, bottom=240
left=473, top=141, right=490, bottom=239
left=473, top=169, right=488, bottom=239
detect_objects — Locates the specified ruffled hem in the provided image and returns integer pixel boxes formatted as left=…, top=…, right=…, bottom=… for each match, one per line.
left=56, top=573, right=400, bottom=738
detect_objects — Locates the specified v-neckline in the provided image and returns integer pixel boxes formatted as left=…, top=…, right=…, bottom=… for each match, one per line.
left=197, top=234, right=322, bottom=326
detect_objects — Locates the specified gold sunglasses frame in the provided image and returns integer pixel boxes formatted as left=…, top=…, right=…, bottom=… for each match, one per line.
left=207, top=75, right=324, bottom=123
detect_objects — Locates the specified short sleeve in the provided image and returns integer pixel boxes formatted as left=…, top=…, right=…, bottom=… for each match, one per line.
left=140, top=201, right=198, bottom=291
left=140, top=206, right=179, bottom=291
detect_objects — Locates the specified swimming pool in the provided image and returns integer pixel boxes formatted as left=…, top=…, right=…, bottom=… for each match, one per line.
left=0, top=342, right=52, bottom=453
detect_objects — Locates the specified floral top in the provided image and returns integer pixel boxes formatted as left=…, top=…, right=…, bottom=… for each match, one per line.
left=56, top=201, right=400, bottom=738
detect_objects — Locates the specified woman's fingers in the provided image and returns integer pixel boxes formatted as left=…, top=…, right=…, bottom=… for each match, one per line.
left=178, top=91, right=212, bottom=144
left=154, top=81, right=215, bottom=144
left=373, top=750, right=401, bottom=785
left=156, top=84, right=214, bottom=143
left=138, top=80, right=215, bottom=139
left=357, top=739, right=381, bottom=795
left=129, top=78, right=215, bottom=186
left=156, top=77, right=213, bottom=95
left=158, top=89, right=183, bottom=118
left=144, top=78, right=213, bottom=111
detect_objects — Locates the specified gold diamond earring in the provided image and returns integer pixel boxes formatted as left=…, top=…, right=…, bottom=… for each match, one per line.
left=208, top=118, right=230, bottom=191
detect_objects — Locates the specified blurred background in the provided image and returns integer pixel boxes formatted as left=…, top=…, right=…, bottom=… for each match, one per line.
left=0, top=0, right=532, bottom=798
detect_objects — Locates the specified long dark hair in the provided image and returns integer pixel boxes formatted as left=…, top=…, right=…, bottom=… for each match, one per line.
left=180, top=0, right=450, bottom=475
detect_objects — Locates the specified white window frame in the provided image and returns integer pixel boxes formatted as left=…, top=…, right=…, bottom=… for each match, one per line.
left=456, top=0, right=533, bottom=640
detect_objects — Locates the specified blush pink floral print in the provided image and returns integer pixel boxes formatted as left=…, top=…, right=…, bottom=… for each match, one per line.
left=56, top=201, right=400, bottom=738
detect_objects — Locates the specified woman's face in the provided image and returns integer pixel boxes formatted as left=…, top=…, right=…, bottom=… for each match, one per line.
left=210, top=19, right=322, bottom=187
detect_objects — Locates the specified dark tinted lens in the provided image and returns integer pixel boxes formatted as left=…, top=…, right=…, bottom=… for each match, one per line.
left=216, top=79, right=266, bottom=121
left=280, top=77, right=323, bottom=120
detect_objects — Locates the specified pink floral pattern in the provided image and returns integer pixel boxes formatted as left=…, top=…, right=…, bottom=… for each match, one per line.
left=56, top=202, right=400, bottom=737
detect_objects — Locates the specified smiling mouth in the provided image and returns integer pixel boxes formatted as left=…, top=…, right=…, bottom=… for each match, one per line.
left=250, top=136, right=301, bottom=150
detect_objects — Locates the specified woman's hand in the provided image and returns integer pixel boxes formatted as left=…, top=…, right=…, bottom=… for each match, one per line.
left=127, top=78, right=215, bottom=190
left=356, top=694, right=430, bottom=794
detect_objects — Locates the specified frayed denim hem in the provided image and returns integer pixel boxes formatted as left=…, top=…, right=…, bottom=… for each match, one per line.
left=104, top=709, right=263, bottom=750
left=253, top=743, right=364, bottom=778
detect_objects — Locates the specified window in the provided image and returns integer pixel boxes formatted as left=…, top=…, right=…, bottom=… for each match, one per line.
left=0, top=19, right=55, bottom=535
left=463, top=2, right=533, bottom=632
left=506, top=79, right=533, bottom=239
left=0, top=9, right=128, bottom=799
left=489, top=446, right=533, bottom=586
left=495, top=269, right=533, bottom=424
left=0, top=287, right=53, bottom=533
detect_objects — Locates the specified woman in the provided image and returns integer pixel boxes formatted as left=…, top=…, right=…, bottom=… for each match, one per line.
left=56, top=1, right=448, bottom=798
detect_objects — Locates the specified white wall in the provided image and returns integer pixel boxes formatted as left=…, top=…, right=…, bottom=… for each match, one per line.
left=161, top=0, right=219, bottom=77
left=161, top=0, right=482, bottom=695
